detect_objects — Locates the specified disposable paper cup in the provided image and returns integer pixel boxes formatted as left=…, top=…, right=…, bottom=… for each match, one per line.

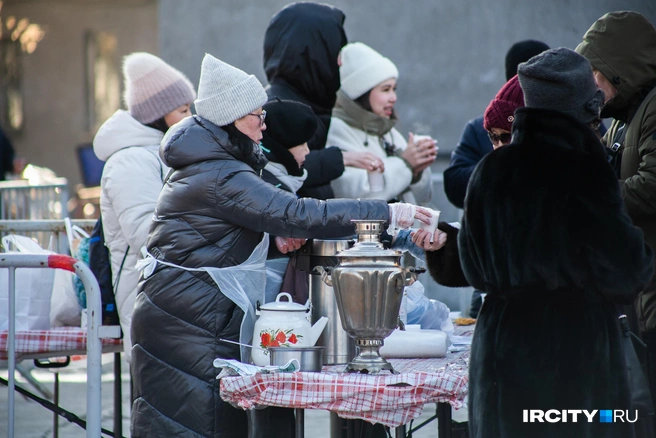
left=413, top=134, right=434, bottom=143
left=368, top=170, right=384, bottom=192
left=419, top=208, right=440, bottom=241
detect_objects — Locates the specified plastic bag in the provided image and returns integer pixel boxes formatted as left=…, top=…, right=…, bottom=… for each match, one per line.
left=50, top=269, right=82, bottom=327
left=137, top=233, right=270, bottom=364
left=0, top=235, right=55, bottom=330
left=403, top=280, right=453, bottom=334
left=65, top=218, right=90, bottom=308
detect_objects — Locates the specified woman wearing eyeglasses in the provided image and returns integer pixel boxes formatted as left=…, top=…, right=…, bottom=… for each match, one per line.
left=129, top=53, right=431, bottom=438
left=483, top=74, right=525, bottom=150
left=327, top=42, right=436, bottom=204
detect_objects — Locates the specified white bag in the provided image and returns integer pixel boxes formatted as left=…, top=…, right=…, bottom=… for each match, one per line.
left=0, top=235, right=55, bottom=331
left=48, top=219, right=85, bottom=327
left=50, top=269, right=81, bottom=327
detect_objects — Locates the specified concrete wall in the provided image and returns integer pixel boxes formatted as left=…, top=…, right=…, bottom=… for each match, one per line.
left=159, top=0, right=655, bottom=164
left=3, top=0, right=158, bottom=188
left=159, top=0, right=656, bottom=310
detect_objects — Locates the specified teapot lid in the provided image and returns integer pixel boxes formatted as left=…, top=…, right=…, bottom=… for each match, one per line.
left=259, top=292, right=307, bottom=312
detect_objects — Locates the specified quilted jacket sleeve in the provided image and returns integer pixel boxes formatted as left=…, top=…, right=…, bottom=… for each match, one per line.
left=213, top=166, right=390, bottom=239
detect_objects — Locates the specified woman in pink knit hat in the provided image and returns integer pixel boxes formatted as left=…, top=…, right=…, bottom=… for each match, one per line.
left=92, top=52, right=196, bottom=363
left=483, top=75, right=525, bottom=149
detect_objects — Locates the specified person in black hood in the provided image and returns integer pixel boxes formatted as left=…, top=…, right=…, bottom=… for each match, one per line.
left=263, top=2, right=381, bottom=200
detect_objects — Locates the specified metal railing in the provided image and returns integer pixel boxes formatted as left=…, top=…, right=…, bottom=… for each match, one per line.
left=0, top=219, right=95, bottom=254
left=0, top=178, right=69, bottom=221
left=2, top=253, right=118, bottom=438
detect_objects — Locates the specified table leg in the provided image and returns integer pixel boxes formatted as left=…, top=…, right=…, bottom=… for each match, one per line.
left=53, top=373, right=59, bottom=438
left=437, top=403, right=452, bottom=438
left=295, top=408, right=304, bottom=438
left=395, top=424, right=406, bottom=438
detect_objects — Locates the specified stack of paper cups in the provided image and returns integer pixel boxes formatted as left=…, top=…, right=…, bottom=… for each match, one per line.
left=380, top=325, right=449, bottom=358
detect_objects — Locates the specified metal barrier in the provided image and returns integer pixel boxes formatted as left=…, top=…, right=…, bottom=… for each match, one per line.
left=2, top=253, right=116, bottom=438
left=0, top=178, right=69, bottom=220
left=0, top=219, right=95, bottom=254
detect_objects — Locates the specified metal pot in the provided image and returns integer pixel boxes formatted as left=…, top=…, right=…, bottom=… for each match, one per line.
left=269, top=346, right=325, bottom=372
left=304, top=238, right=356, bottom=365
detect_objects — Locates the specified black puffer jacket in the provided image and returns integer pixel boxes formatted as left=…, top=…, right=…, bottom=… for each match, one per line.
left=130, top=115, right=389, bottom=438
left=263, top=2, right=347, bottom=200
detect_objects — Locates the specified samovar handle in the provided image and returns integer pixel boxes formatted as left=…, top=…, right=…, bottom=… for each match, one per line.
left=312, top=266, right=333, bottom=287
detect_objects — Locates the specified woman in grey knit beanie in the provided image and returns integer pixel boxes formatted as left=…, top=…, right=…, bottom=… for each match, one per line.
left=129, top=53, right=433, bottom=438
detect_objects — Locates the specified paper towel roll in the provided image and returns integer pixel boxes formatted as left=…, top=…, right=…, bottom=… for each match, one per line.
left=379, top=327, right=449, bottom=358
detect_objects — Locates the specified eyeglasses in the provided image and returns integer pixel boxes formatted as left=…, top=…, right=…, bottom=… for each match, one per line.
left=487, top=131, right=512, bottom=145
left=248, top=110, right=266, bottom=126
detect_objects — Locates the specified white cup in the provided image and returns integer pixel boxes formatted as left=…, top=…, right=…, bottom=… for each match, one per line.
left=419, top=208, right=440, bottom=241
left=368, top=170, right=384, bottom=192
left=413, top=134, right=434, bottom=143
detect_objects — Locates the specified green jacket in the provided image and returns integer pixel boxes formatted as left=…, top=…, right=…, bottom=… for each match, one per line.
left=577, top=11, right=656, bottom=332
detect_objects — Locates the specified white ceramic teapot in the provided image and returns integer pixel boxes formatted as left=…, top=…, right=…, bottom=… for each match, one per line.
left=251, top=292, right=329, bottom=366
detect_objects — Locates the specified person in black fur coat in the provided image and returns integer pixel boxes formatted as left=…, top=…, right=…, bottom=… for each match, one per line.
left=413, top=48, right=655, bottom=438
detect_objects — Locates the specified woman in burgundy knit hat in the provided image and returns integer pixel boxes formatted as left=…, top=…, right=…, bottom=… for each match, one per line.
left=483, top=75, right=524, bottom=149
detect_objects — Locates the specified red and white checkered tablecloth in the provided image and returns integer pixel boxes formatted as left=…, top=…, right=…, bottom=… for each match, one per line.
left=220, top=350, right=470, bottom=428
left=0, top=327, right=123, bottom=360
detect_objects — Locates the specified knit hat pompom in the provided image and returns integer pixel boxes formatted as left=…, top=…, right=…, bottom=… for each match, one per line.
left=194, top=53, right=268, bottom=127
left=123, top=52, right=196, bottom=124
left=483, top=75, right=524, bottom=132
left=261, top=98, right=318, bottom=176
left=518, top=47, right=604, bottom=125
left=339, top=42, right=399, bottom=100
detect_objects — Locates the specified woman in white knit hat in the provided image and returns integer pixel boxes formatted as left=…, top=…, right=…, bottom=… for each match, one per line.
left=328, top=42, right=437, bottom=204
left=129, top=53, right=432, bottom=437
left=93, top=52, right=196, bottom=363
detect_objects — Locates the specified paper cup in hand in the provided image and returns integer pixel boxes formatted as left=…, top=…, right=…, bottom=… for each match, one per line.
left=419, top=208, right=440, bottom=242
left=413, top=134, right=434, bottom=143
left=368, top=170, right=384, bottom=192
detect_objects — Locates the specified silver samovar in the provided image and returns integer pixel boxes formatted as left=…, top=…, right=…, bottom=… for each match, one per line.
left=314, top=220, right=419, bottom=374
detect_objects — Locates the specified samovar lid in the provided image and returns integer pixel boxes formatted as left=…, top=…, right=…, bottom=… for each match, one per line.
left=335, top=219, right=402, bottom=258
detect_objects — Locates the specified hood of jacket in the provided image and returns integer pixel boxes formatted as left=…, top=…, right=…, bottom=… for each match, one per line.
left=576, top=11, right=656, bottom=121
left=263, top=2, right=347, bottom=112
left=160, top=115, right=267, bottom=171
left=93, top=110, right=164, bottom=161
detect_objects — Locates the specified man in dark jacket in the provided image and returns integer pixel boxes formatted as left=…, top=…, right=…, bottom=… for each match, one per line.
left=443, top=39, right=550, bottom=210
left=576, top=11, right=656, bottom=435
left=263, top=2, right=347, bottom=200
left=444, top=40, right=549, bottom=319
left=423, top=48, right=654, bottom=438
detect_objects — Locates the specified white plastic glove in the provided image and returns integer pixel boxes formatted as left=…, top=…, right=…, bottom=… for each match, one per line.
left=387, top=204, right=433, bottom=235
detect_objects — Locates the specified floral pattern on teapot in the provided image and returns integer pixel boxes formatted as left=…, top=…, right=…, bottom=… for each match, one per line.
left=260, top=329, right=303, bottom=352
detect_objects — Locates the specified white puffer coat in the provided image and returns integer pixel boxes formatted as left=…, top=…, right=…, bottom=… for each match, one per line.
left=93, top=109, right=168, bottom=361
left=327, top=117, right=433, bottom=204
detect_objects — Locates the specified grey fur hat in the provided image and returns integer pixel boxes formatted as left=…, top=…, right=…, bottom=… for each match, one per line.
left=517, top=47, right=604, bottom=124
